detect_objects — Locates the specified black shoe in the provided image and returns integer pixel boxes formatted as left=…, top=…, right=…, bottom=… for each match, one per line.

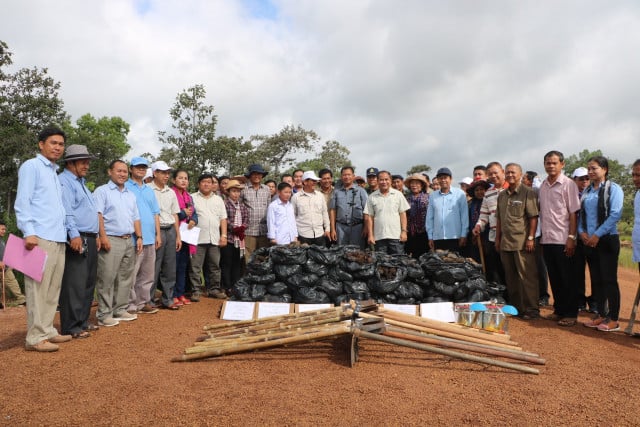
left=190, top=293, right=201, bottom=302
left=538, top=297, right=549, bottom=307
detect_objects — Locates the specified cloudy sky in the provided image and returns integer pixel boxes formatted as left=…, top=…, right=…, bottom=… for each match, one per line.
left=3, top=0, right=640, bottom=179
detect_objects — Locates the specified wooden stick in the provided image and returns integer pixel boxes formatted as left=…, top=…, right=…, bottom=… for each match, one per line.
left=203, top=307, right=343, bottom=331
left=172, top=325, right=351, bottom=362
left=353, top=329, right=539, bottom=375
left=356, top=311, right=521, bottom=350
left=383, top=327, right=545, bottom=365
left=377, top=309, right=515, bottom=344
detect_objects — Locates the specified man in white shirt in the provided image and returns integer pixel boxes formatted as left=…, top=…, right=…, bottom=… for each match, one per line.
left=291, top=171, right=330, bottom=246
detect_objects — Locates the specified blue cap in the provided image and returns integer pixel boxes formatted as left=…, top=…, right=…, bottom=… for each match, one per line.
left=366, top=167, right=379, bottom=177
left=130, top=157, right=149, bottom=167
left=436, top=167, right=452, bottom=177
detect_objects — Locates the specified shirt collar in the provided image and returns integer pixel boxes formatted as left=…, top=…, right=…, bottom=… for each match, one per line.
left=36, top=153, right=59, bottom=171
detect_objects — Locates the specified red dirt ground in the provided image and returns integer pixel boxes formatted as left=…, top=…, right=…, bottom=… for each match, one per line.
left=1, top=268, right=639, bottom=426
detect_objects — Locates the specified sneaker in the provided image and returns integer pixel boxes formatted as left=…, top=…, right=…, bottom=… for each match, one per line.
left=114, top=312, right=138, bottom=322
left=139, top=304, right=159, bottom=314
left=173, top=297, right=184, bottom=306
left=49, top=334, right=72, bottom=343
left=208, top=290, right=228, bottom=299
left=583, top=316, right=605, bottom=328
left=98, top=317, right=120, bottom=327
left=25, top=340, right=59, bottom=352
left=596, top=320, right=620, bottom=332
left=190, top=292, right=201, bottom=302
left=178, top=296, right=191, bottom=305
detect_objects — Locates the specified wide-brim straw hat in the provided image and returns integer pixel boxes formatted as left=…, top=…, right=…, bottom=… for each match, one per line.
left=404, top=173, right=428, bottom=189
left=226, top=179, right=245, bottom=190
left=466, top=179, right=491, bottom=197
left=64, top=145, right=97, bottom=161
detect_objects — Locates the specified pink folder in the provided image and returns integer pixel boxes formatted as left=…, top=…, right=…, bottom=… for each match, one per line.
left=2, top=234, right=48, bottom=282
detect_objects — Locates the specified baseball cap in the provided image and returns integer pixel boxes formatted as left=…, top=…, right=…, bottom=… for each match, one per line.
left=436, top=167, right=452, bottom=177
left=572, top=167, right=588, bottom=178
left=302, top=171, right=320, bottom=181
left=151, top=161, right=171, bottom=172
left=459, top=177, right=473, bottom=185
left=130, top=157, right=149, bottom=167
left=366, top=167, right=379, bottom=177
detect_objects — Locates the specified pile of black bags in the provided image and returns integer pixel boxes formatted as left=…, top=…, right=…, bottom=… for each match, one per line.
left=230, top=244, right=506, bottom=305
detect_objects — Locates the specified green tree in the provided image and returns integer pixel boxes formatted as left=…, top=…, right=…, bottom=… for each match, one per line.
left=406, top=164, right=431, bottom=176
left=251, top=124, right=319, bottom=176
left=0, top=40, right=69, bottom=213
left=291, top=140, right=351, bottom=176
left=158, top=84, right=217, bottom=180
left=64, top=114, right=131, bottom=188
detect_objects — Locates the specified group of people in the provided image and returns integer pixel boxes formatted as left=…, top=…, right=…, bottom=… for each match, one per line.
left=7, top=125, right=640, bottom=352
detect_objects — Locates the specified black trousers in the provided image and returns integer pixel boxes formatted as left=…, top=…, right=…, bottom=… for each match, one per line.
left=298, top=236, right=327, bottom=247
left=542, top=244, right=578, bottom=318
left=584, top=234, right=621, bottom=321
left=220, top=244, right=243, bottom=291
left=59, top=235, right=98, bottom=334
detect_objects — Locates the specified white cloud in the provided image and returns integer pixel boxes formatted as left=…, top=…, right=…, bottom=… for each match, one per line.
left=2, top=0, right=640, bottom=180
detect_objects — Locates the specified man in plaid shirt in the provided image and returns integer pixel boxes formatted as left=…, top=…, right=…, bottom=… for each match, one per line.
left=240, top=164, right=272, bottom=260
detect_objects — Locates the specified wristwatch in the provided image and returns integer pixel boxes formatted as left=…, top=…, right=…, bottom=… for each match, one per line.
left=527, top=236, right=534, bottom=241
left=568, top=234, right=577, bottom=241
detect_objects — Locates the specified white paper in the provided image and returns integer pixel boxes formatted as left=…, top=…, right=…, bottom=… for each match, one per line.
left=256, top=302, right=292, bottom=318
left=179, top=222, right=201, bottom=246
left=420, top=302, right=456, bottom=323
left=296, top=303, right=333, bottom=313
left=221, top=301, right=255, bottom=321
left=381, top=303, right=418, bottom=316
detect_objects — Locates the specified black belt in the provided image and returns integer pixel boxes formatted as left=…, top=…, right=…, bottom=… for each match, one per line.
left=160, top=225, right=173, bottom=230
left=108, top=234, right=132, bottom=239
left=79, top=232, right=97, bottom=238
left=338, top=220, right=363, bottom=226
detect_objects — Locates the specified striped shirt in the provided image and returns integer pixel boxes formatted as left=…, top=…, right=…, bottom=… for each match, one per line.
left=475, top=187, right=504, bottom=242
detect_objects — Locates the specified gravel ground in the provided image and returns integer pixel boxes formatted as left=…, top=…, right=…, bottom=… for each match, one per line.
left=1, top=267, right=639, bottom=426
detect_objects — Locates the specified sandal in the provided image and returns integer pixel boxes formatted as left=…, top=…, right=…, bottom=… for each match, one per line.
left=72, top=331, right=91, bottom=339
left=558, top=318, right=576, bottom=327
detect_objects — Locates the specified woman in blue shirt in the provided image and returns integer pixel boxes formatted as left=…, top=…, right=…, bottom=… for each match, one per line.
left=579, top=156, right=624, bottom=332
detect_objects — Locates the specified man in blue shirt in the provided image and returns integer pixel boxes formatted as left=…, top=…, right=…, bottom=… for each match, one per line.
left=94, top=160, right=143, bottom=327
left=125, top=157, right=161, bottom=314
left=15, top=126, right=69, bottom=352
left=329, top=166, right=369, bottom=249
left=58, top=145, right=100, bottom=339
left=426, top=167, right=469, bottom=253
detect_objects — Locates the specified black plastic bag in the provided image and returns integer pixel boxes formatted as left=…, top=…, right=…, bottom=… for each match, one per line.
left=327, top=267, right=353, bottom=283
left=270, top=245, right=307, bottom=265
left=423, top=296, right=450, bottom=303
left=244, top=273, right=276, bottom=285
left=316, top=278, right=343, bottom=298
left=231, top=279, right=252, bottom=301
left=274, top=263, right=303, bottom=280
left=434, top=267, right=468, bottom=285
left=344, top=281, right=369, bottom=294
left=266, top=281, right=288, bottom=296
left=307, top=246, right=343, bottom=265
left=286, top=273, right=320, bottom=288
left=351, top=263, right=376, bottom=279
left=369, top=275, right=401, bottom=294
left=263, top=293, right=293, bottom=303
left=467, top=289, right=488, bottom=302
left=433, top=280, right=457, bottom=297
left=246, top=247, right=273, bottom=275
left=250, top=284, right=267, bottom=301
left=295, top=287, right=330, bottom=304
left=452, top=283, right=470, bottom=302
left=394, top=282, right=423, bottom=300
left=304, top=259, right=328, bottom=276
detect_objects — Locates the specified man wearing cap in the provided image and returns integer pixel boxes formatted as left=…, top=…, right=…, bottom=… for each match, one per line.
left=125, top=157, right=161, bottom=314
left=366, top=167, right=379, bottom=194
left=364, top=170, right=410, bottom=254
left=15, top=126, right=70, bottom=352
left=330, top=166, right=369, bottom=248
left=426, top=167, right=469, bottom=253
left=240, top=164, right=272, bottom=260
left=472, top=161, right=507, bottom=285
left=149, top=161, right=182, bottom=310
left=291, top=171, right=330, bottom=246
left=58, top=144, right=100, bottom=338
left=189, top=173, right=228, bottom=299
left=392, top=174, right=406, bottom=194
left=459, top=177, right=473, bottom=200
left=571, top=166, right=593, bottom=311
left=94, top=160, right=143, bottom=326
left=538, top=151, right=581, bottom=326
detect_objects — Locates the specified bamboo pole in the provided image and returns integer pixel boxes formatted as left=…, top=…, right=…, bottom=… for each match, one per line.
left=377, top=308, right=516, bottom=344
left=172, top=325, right=351, bottom=362
left=203, top=307, right=343, bottom=331
left=383, top=327, right=545, bottom=365
left=353, top=329, right=539, bottom=375
left=356, top=311, right=522, bottom=350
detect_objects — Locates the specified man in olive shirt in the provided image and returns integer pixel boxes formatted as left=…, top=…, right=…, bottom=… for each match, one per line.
left=495, top=163, right=539, bottom=319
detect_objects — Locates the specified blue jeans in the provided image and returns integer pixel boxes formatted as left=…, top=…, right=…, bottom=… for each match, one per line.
left=375, top=239, right=404, bottom=255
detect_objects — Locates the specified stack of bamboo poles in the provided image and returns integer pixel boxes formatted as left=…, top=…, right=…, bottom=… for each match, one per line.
left=172, top=303, right=544, bottom=375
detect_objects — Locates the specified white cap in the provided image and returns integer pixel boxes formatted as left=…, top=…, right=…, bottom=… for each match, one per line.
left=459, top=177, right=473, bottom=185
left=572, top=167, right=588, bottom=178
left=302, top=171, right=320, bottom=181
left=151, top=160, right=171, bottom=172
left=143, top=168, right=153, bottom=180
